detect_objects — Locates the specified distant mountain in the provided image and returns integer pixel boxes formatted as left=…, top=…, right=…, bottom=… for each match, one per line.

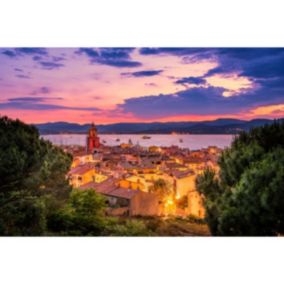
left=34, top=118, right=284, bottom=135
left=34, top=122, right=90, bottom=134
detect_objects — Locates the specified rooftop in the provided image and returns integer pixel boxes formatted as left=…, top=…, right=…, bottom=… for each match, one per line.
left=68, top=163, right=95, bottom=175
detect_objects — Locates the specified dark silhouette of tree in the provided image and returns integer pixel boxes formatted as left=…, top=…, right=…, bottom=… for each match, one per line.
left=0, top=116, right=72, bottom=235
left=196, top=120, right=284, bottom=236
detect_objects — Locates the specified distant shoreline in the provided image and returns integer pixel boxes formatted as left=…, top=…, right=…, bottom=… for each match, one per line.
left=42, top=132, right=236, bottom=135
left=35, top=118, right=283, bottom=136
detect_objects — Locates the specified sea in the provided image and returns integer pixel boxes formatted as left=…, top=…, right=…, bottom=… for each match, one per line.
left=42, top=134, right=235, bottom=150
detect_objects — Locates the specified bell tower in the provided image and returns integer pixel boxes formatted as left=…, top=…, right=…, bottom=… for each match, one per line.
left=86, top=123, right=100, bottom=153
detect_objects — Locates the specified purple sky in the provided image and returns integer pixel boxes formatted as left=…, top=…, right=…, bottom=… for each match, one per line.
left=0, top=48, right=284, bottom=123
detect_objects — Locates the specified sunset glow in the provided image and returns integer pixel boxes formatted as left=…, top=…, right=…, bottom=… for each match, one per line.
left=0, top=48, right=283, bottom=124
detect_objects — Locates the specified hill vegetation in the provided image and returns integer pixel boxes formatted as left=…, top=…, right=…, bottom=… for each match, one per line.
left=196, top=120, right=284, bottom=236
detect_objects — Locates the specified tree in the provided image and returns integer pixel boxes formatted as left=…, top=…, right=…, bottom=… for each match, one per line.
left=0, top=116, right=72, bottom=235
left=149, top=178, right=172, bottom=201
left=47, top=189, right=107, bottom=236
left=196, top=120, right=284, bottom=236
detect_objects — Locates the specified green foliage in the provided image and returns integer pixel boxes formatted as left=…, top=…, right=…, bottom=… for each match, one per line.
left=0, top=193, right=47, bottom=236
left=47, top=189, right=107, bottom=236
left=0, top=116, right=72, bottom=236
left=149, top=178, right=172, bottom=201
left=107, top=219, right=152, bottom=236
left=196, top=120, right=284, bottom=236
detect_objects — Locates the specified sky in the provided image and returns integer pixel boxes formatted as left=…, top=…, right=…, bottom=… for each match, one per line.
left=0, top=47, right=284, bottom=124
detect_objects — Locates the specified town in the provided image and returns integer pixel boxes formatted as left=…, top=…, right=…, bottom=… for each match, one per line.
left=62, top=123, right=222, bottom=219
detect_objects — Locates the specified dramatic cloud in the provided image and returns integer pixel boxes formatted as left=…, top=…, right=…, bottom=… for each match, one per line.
left=118, top=85, right=284, bottom=119
left=76, top=48, right=142, bottom=68
left=175, top=76, right=206, bottom=85
left=205, top=48, right=284, bottom=79
left=32, top=55, right=43, bottom=61
left=51, top=56, right=65, bottom=62
left=39, top=61, right=65, bottom=70
left=217, top=48, right=284, bottom=60
left=0, top=98, right=101, bottom=111
left=15, top=48, right=48, bottom=56
left=0, top=48, right=284, bottom=123
left=8, top=97, right=61, bottom=103
left=240, top=55, right=284, bottom=79
left=2, top=50, right=17, bottom=57
left=139, top=48, right=284, bottom=89
left=2, top=48, right=48, bottom=58
left=1, top=48, right=66, bottom=70
left=122, top=70, right=163, bottom=77
left=139, top=48, right=209, bottom=56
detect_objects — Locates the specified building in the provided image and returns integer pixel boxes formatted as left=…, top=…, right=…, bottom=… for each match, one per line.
left=118, top=177, right=145, bottom=191
left=68, top=163, right=97, bottom=187
left=68, top=163, right=108, bottom=188
left=80, top=177, right=161, bottom=216
left=71, top=154, right=95, bottom=168
left=163, top=169, right=196, bottom=198
left=187, top=190, right=205, bottom=218
left=86, top=123, right=100, bottom=153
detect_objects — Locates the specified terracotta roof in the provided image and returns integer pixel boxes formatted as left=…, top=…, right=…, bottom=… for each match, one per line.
left=184, top=157, right=207, bottom=163
left=79, top=181, right=99, bottom=190
left=68, top=163, right=95, bottom=175
left=96, top=179, right=118, bottom=194
left=79, top=177, right=118, bottom=193
left=105, top=188, right=139, bottom=199
left=166, top=162, right=184, bottom=169
left=79, top=177, right=140, bottom=199
left=169, top=169, right=194, bottom=179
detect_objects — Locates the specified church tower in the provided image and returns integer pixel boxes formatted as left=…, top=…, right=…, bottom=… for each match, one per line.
left=86, top=123, right=100, bottom=153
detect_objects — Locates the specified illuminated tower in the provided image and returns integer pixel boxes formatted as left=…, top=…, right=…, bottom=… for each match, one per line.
left=86, top=123, right=100, bottom=153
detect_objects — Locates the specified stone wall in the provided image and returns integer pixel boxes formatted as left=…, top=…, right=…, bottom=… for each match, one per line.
left=130, top=192, right=161, bottom=216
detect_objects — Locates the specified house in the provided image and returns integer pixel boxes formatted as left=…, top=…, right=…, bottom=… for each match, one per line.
left=68, top=163, right=100, bottom=187
left=118, top=177, right=145, bottom=191
left=104, top=188, right=161, bottom=217
left=184, top=157, right=207, bottom=174
left=163, top=169, right=195, bottom=198
left=148, top=145, right=162, bottom=153
left=187, top=190, right=205, bottom=218
left=79, top=177, right=161, bottom=217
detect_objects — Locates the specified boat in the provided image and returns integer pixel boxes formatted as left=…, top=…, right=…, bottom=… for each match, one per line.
left=142, top=135, right=151, bottom=139
left=179, top=138, right=183, bottom=143
left=116, top=138, right=120, bottom=142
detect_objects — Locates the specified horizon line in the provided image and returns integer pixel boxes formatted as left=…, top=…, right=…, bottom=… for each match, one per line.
left=30, top=117, right=284, bottom=126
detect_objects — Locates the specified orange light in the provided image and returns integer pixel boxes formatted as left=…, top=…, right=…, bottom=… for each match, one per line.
left=167, top=199, right=174, bottom=205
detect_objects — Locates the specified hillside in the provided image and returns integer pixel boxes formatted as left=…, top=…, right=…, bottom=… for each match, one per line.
left=34, top=118, right=284, bottom=135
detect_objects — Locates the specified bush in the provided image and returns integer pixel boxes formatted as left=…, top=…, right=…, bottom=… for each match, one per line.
left=107, top=219, right=152, bottom=236
left=47, top=189, right=107, bottom=236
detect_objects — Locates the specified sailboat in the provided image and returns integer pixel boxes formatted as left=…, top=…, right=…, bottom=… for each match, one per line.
left=142, top=135, right=151, bottom=139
